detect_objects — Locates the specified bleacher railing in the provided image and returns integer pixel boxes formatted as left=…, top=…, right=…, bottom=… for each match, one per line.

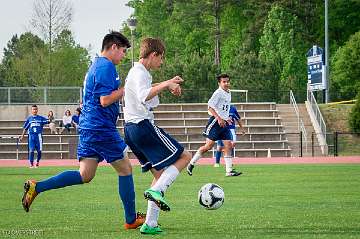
left=0, top=87, right=82, bottom=105
left=290, top=90, right=307, bottom=154
left=306, top=89, right=328, bottom=154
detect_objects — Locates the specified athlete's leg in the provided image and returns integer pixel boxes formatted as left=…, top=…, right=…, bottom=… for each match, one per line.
left=22, top=159, right=96, bottom=212
left=36, top=158, right=96, bottom=193
left=111, top=155, right=139, bottom=226
left=223, top=140, right=241, bottom=176
left=187, top=139, right=215, bottom=175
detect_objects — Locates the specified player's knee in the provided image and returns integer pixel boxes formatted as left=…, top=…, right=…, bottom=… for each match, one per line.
left=182, top=150, right=191, bottom=163
left=80, top=171, right=95, bottom=183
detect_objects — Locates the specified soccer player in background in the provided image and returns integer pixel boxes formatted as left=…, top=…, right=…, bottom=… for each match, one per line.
left=187, top=74, right=242, bottom=177
left=19, top=105, right=49, bottom=168
left=21, top=31, right=145, bottom=230
left=214, top=105, right=245, bottom=167
left=123, top=37, right=191, bottom=235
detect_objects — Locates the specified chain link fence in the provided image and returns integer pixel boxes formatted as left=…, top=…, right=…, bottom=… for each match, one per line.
left=0, top=87, right=82, bottom=105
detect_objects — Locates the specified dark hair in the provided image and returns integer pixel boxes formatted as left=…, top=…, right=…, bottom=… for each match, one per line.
left=76, top=107, right=81, bottom=114
left=216, top=73, right=230, bottom=82
left=102, top=31, right=130, bottom=51
left=31, top=105, right=38, bottom=108
left=139, top=38, right=165, bottom=59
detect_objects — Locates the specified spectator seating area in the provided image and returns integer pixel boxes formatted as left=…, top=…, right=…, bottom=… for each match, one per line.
left=0, top=102, right=292, bottom=159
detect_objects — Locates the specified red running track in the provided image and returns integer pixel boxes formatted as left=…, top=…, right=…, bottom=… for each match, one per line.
left=0, top=156, right=360, bottom=167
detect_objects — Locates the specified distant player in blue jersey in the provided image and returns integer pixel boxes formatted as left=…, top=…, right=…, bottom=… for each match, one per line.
left=124, top=37, right=191, bottom=235
left=19, top=105, right=49, bottom=168
left=214, top=105, right=245, bottom=167
left=187, top=74, right=242, bottom=177
left=21, top=31, right=145, bottom=230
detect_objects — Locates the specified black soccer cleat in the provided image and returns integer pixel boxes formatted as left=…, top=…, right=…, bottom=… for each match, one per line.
left=187, top=164, right=194, bottom=176
left=226, top=170, right=242, bottom=177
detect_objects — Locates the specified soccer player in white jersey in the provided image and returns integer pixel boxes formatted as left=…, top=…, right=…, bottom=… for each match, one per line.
left=187, top=74, right=242, bottom=177
left=124, top=37, right=192, bottom=235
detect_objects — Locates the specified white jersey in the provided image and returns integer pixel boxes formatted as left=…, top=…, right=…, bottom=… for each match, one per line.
left=124, top=62, right=159, bottom=123
left=208, top=87, right=231, bottom=120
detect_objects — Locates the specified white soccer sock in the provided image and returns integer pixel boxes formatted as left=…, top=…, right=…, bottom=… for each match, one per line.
left=189, top=150, right=202, bottom=165
left=151, top=165, right=179, bottom=194
left=145, top=200, right=160, bottom=227
left=224, top=156, right=233, bottom=173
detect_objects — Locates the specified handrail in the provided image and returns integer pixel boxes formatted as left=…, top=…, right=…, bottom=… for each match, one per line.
left=290, top=90, right=308, bottom=152
left=306, top=89, right=328, bottom=154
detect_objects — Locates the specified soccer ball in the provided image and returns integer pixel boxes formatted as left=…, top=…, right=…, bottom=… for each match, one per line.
left=198, top=183, right=224, bottom=210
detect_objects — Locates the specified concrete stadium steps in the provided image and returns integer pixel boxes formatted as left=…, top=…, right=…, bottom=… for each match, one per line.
left=277, top=104, right=322, bottom=156
left=0, top=102, right=294, bottom=159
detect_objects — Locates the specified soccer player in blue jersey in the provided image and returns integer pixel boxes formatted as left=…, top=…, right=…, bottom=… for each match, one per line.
left=123, top=37, right=191, bottom=235
left=214, top=105, right=245, bottom=167
left=187, top=74, right=242, bottom=177
left=21, top=31, right=145, bottom=230
left=19, top=105, right=49, bottom=168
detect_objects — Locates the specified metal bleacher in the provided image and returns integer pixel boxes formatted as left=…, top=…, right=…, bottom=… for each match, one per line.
left=0, top=102, right=292, bottom=160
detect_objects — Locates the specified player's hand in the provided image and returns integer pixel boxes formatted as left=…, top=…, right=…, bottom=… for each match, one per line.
left=170, top=85, right=182, bottom=96
left=168, top=76, right=183, bottom=96
left=19, top=136, right=23, bottom=142
left=169, top=75, right=184, bottom=84
left=217, top=118, right=225, bottom=127
left=226, top=119, right=233, bottom=125
left=240, top=129, right=246, bottom=135
left=118, top=87, right=125, bottom=98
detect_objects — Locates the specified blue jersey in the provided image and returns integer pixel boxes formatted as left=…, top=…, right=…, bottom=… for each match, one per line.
left=72, top=115, right=79, bottom=124
left=80, top=56, right=120, bottom=132
left=227, top=105, right=241, bottom=130
left=23, top=115, right=49, bottom=135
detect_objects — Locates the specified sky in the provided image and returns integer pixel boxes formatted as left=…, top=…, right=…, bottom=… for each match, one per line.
left=0, top=0, right=133, bottom=60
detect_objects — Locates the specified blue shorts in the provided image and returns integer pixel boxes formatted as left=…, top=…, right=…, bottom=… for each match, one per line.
left=216, top=129, right=236, bottom=146
left=28, top=133, right=43, bottom=152
left=203, top=116, right=233, bottom=141
left=124, top=119, right=184, bottom=172
left=77, top=129, right=127, bottom=164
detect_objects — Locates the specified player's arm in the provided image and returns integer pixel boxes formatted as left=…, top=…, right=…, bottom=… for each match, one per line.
left=19, top=129, right=26, bottom=142
left=145, top=76, right=183, bottom=101
left=100, top=88, right=124, bottom=107
left=19, top=119, right=29, bottom=142
left=236, top=119, right=246, bottom=135
left=208, top=107, right=226, bottom=127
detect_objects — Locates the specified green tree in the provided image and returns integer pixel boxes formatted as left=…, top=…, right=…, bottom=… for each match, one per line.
left=0, top=32, right=47, bottom=87
left=331, top=31, right=360, bottom=101
left=349, top=91, right=360, bottom=133
left=259, top=4, right=307, bottom=102
left=51, top=30, right=90, bottom=86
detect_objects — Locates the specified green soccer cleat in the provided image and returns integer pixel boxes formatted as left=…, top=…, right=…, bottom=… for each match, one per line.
left=140, top=223, right=163, bottom=235
left=144, top=189, right=170, bottom=211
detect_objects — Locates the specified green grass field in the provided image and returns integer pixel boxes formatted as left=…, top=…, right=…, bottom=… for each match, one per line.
left=1, top=164, right=360, bottom=238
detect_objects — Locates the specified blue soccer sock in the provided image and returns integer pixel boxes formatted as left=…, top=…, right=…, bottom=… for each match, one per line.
left=37, top=151, right=42, bottom=163
left=215, top=151, right=222, bottom=164
left=118, top=175, right=136, bottom=224
left=35, top=170, right=83, bottom=193
left=29, top=152, right=35, bottom=166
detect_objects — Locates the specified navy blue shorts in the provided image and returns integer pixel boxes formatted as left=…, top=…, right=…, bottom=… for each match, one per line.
left=28, top=133, right=43, bottom=152
left=77, top=129, right=127, bottom=164
left=124, top=120, right=184, bottom=172
left=203, top=116, right=233, bottom=141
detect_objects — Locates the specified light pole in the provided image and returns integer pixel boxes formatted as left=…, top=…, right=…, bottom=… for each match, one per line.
left=325, top=0, right=329, bottom=103
left=127, top=17, right=137, bottom=67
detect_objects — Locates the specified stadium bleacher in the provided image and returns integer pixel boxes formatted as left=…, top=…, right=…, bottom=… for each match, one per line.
left=0, top=102, right=293, bottom=159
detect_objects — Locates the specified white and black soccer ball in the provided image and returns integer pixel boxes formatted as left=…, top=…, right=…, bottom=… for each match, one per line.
left=198, top=183, right=224, bottom=210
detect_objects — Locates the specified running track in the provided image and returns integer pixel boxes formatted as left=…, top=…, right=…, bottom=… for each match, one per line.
left=1, top=156, right=360, bottom=167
